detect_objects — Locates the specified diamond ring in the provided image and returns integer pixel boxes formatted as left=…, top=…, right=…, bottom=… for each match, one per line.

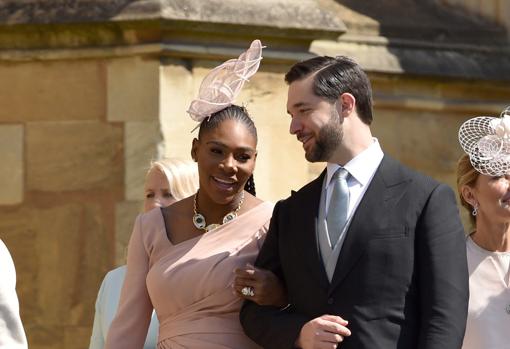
left=241, top=286, right=255, bottom=297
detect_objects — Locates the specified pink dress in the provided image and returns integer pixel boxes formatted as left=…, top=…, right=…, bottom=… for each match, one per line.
left=105, top=202, right=273, bottom=349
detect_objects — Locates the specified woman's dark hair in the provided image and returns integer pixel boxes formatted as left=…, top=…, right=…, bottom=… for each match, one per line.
left=285, top=56, right=373, bottom=125
left=198, top=104, right=257, bottom=196
left=244, top=174, right=256, bottom=196
left=198, top=104, right=257, bottom=141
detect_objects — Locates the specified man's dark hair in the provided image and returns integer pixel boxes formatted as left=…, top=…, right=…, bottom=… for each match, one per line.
left=285, top=56, right=373, bottom=124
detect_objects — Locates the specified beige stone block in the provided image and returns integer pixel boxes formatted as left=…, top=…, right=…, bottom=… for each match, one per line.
left=125, top=121, right=162, bottom=201
left=64, top=325, right=91, bottom=349
left=107, top=57, right=159, bottom=121
left=372, top=108, right=463, bottom=176
left=479, top=0, right=496, bottom=19
left=439, top=80, right=510, bottom=102
left=35, top=204, right=107, bottom=326
left=0, top=203, right=110, bottom=348
left=386, top=77, right=441, bottom=99
left=26, top=121, right=123, bottom=191
left=0, top=60, right=106, bottom=122
left=115, top=200, right=143, bottom=266
left=239, top=70, right=310, bottom=202
left=160, top=63, right=196, bottom=159
left=0, top=210, right=38, bottom=322
left=0, top=124, right=23, bottom=205
left=25, top=324, right=64, bottom=349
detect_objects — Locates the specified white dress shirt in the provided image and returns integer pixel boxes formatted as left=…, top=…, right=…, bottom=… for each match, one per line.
left=323, top=138, right=384, bottom=247
left=318, top=139, right=384, bottom=280
left=0, top=239, right=28, bottom=349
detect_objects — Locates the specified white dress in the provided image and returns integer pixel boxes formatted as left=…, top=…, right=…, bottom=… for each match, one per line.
left=0, top=239, right=28, bottom=349
left=89, top=266, right=159, bottom=349
left=462, top=236, right=510, bottom=349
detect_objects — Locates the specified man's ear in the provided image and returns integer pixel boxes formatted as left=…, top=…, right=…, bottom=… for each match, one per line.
left=338, top=93, right=355, bottom=117
left=191, top=138, right=199, bottom=162
left=461, top=185, right=477, bottom=207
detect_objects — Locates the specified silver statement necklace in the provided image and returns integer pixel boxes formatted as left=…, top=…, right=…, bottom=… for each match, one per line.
left=192, top=191, right=244, bottom=232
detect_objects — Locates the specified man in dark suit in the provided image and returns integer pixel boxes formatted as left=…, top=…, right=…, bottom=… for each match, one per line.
left=240, top=56, right=468, bottom=349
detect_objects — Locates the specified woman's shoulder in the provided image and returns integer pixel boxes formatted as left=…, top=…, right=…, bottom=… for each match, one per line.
left=128, top=208, right=169, bottom=256
left=135, top=208, right=166, bottom=237
left=241, top=200, right=274, bottom=229
left=103, top=265, right=127, bottom=286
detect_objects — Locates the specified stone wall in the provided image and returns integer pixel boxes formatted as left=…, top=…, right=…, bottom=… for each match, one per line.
left=0, top=1, right=509, bottom=348
left=0, top=55, right=161, bottom=348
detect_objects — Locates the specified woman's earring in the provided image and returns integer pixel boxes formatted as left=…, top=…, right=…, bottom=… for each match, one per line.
left=472, top=204, right=478, bottom=216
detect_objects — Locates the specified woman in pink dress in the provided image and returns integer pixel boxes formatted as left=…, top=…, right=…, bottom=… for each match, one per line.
left=105, top=40, right=285, bottom=349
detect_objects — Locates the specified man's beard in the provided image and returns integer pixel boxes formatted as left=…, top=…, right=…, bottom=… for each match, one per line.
left=305, top=114, right=343, bottom=162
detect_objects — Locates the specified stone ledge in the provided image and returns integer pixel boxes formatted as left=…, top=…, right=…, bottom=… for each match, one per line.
left=0, top=0, right=346, bottom=36
left=0, top=0, right=345, bottom=57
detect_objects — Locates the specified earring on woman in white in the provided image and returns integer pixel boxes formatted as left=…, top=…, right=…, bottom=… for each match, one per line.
left=472, top=204, right=478, bottom=216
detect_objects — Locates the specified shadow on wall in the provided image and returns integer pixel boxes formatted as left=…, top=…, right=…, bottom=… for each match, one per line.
left=334, top=0, right=510, bottom=80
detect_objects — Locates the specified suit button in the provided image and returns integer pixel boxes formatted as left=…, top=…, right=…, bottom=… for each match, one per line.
left=327, top=298, right=334, bottom=305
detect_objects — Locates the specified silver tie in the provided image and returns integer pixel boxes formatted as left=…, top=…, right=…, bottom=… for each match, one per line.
left=327, top=168, right=350, bottom=247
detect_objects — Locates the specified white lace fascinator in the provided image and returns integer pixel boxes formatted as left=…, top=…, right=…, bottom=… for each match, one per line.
left=458, top=106, right=510, bottom=176
left=187, top=40, right=264, bottom=122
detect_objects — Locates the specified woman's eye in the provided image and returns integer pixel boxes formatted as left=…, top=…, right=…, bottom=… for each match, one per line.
left=145, top=192, right=155, bottom=198
left=162, top=192, right=173, bottom=199
left=238, top=154, right=251, bottom=162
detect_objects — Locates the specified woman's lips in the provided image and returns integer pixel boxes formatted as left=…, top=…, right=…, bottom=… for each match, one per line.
left=212, top=176, right=236, bottom=191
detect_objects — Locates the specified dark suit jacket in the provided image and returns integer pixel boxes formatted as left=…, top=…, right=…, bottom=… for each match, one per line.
left=241, top=155, right=469, bottom=349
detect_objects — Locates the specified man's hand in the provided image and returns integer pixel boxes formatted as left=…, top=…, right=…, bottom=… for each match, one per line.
left=295, top=315, right=351, bottom=349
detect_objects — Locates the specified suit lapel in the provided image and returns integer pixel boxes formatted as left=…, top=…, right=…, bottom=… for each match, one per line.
left=292, top=170, right=330, bottom=290
left=328, top=156, right=410, bottom=294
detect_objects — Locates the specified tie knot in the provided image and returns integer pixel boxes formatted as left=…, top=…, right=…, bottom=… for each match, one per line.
left=333, top=168, right=349, bottom=180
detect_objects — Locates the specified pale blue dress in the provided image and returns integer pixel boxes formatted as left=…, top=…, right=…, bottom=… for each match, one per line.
left=89, top=266, right=159, bottom=349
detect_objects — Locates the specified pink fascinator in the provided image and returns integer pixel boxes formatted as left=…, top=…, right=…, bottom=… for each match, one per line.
left=458, top=106, right=510, bottom=176
left=187, top=40, right=264, bottom=122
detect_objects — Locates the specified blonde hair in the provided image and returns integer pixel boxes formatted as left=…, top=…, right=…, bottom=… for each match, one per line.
left=456, top=154, right=480, bottom=227
left=147, top=158, right=199, bottom=200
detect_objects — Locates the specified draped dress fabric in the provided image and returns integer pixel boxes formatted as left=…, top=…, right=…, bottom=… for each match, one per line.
left=105, top=201, right=273, bottom=349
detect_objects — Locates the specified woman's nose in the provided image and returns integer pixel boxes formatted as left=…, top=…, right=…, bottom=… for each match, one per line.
left=152, top=200, right=162, bottom=208
left=220, top=155, right=237, bottom=173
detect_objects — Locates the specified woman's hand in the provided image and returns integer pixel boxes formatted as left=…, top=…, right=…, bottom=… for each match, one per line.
left=233, top=264, right=287, bottom=307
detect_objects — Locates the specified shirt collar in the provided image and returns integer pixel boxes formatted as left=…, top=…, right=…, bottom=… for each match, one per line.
left=326, top=138, right=384, bottom=187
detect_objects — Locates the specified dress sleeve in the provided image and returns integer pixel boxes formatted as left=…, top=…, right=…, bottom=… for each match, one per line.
left=104, top=215, right=154, bottom=349
left=0, top=240, right=28, bottom=349
left=88, top=276, right=106, bottom=349
left=255, top=218, right=271, bottom=250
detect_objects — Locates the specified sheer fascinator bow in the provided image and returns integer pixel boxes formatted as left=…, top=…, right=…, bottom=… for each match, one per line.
left=187, top=40, right=264, bottom=122
left=458, top=106, right=510, bottom=176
